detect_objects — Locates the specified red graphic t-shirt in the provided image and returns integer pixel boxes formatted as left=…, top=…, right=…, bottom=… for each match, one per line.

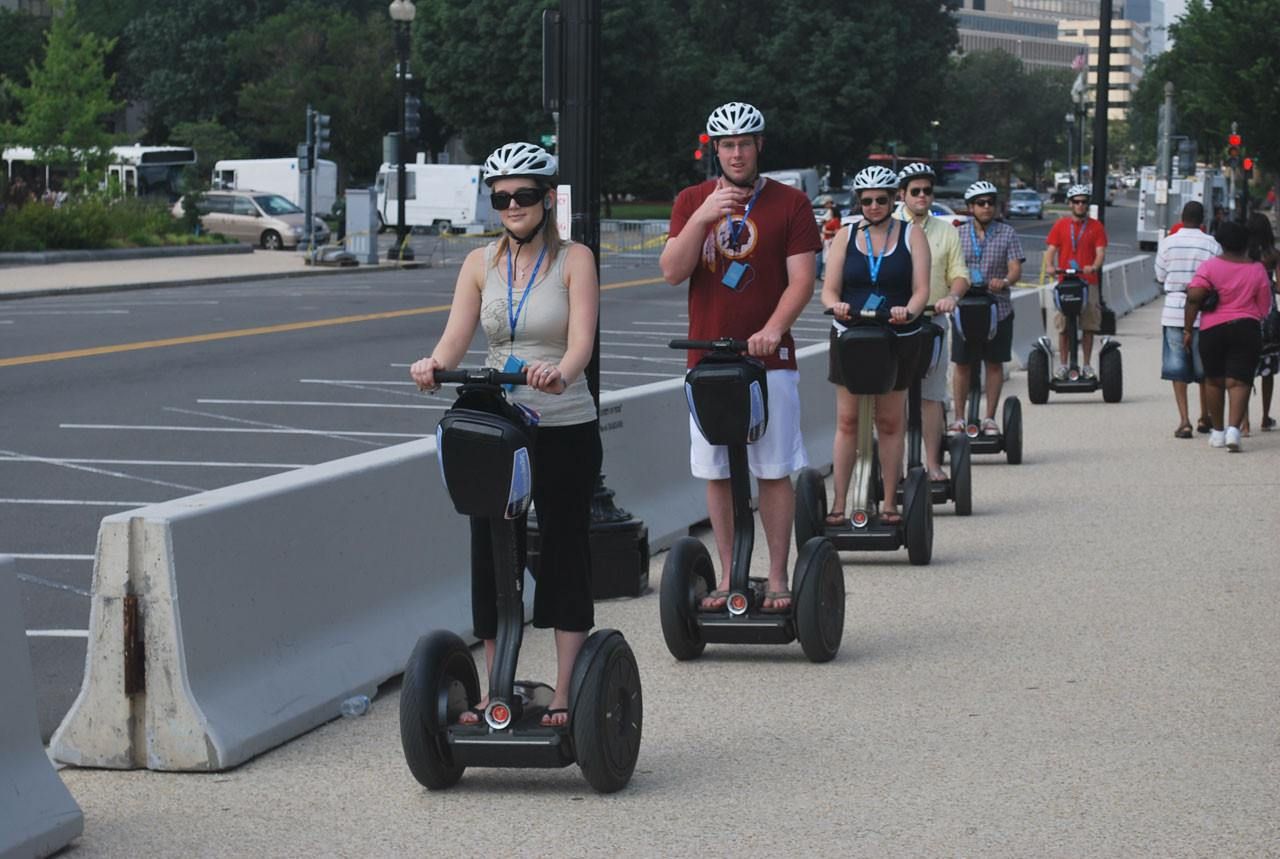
left=1046, top=216, right=1108, bottom=285
left=669, top=178, right=822, bottom=369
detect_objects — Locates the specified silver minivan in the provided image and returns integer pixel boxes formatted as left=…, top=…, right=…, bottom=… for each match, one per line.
left=173, top=190, right=330, bottom=249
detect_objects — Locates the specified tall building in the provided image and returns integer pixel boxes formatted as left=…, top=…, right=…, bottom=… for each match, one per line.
left=956, top=0, right=1082, bottom=69
left=1059, top=17, right=1149, bottom=119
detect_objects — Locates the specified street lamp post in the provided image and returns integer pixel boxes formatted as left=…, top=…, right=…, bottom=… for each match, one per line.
left=388, top=0, right=415, bottom=261
left=1065, top=113, right=1074, bottom=185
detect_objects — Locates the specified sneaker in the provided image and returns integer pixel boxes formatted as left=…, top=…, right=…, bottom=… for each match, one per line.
left=1054, top=366, right=1070, bottom=381
left=1208, top=429, right=1226, bottom=448
left=980, top=418, right=1000, bottom=437
left=947, top=420, right=965, bottom=435
left=1081, top=364, right=1097, bottom=379
left=1225, top=426, right=1242, bottom=452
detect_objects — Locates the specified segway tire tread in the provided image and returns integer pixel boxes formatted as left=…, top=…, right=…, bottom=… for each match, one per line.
left=573, top=633, right=643, bottom=794
left=659, top=537, right=715, bottom=660
left=1027, top=348, right=1050, bottom=404
left=1101, top=348, right=1123, bottom=403
left=399, top=630, right=479, bottom=790
left=793, top=537, right=845, bottom=663
left=1003, top=397, right=1023, bottom=464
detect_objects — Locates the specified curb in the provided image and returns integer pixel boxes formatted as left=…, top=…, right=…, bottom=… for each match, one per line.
left=0, top=261, right=427, bottom=302
left=0, top=243, right=253, bottom=268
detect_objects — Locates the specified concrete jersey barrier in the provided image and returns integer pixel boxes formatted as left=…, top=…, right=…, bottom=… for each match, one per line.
left=0, top=556, right=84, bottom=859
left=51, top=343, right=835, bottom=771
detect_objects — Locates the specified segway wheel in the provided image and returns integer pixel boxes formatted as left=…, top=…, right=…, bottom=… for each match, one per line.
left=1027, top=348, right=1050, bottom=405
left=903, top=468, right=933, bottom=566
left=948, top=435, right=972, bottom=516
left=792, top=537, right=845, bottom=663
left=659, top=537, right=715, bottom=660
left=1003, top=397, right=1023, bottom=465
left=794, top=467, right=827, bottom=547
left=573, top=633, right=643, bottom=794
left=399, top=630, right=480, bottom=790
left=1101, top=348, right=1123, bottom=403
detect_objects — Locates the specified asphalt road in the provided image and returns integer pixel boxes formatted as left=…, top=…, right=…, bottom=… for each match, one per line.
left=1, top=202, right=1138, bottom=741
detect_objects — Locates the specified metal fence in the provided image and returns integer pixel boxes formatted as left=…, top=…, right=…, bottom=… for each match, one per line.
left=387, top=219, right=670, bottom=268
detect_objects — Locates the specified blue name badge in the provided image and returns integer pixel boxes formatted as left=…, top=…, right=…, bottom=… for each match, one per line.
left=863, top=293, right=884, bottom=313
left=722, top=261, right=747, bottom=291
left=501, top=353, right=526, bottom=392
left=970, top=266, right=986, bottom=286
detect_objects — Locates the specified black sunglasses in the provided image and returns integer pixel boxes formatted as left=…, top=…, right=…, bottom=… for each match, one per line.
left=859, top=195, right=890, bottom=207
left=490, top=187, right=544, bottom=210
left=1070, top=198, right=1089, bottom=205
left=907, top=186, right=934, bottom=197
left=971, top=197, right=996, bottom=207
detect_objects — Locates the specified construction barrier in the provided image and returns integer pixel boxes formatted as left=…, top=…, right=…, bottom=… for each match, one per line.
left=51, top=345, right=833, bottom=771
left=0, top=556, right=84, bottom=858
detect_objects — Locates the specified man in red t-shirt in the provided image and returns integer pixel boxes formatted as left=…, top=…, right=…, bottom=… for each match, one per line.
left=1043, top=185, right=1109, bottom=378
left=660, top=101, right=820, bottom=614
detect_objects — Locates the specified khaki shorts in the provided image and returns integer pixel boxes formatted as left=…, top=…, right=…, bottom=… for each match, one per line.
left=1052, top=282, right=1101, bottom=334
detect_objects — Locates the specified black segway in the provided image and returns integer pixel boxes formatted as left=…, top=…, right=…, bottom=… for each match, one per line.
left=399, top=367, right=642, bottom=794
left=951, top=285, right=1023, bottom=464
left=659, top=338, right=845, bottom=663
left=794, top=308, right=933, bottom=565
left=897, top=315, right=972, bottom=515
left=1027, top=268, right=1122, bottom=404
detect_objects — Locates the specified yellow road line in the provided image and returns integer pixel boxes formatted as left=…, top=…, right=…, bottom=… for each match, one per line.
left=0, top=276, right=668, bottom=369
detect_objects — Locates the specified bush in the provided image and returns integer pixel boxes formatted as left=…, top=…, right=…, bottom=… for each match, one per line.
left=0, top=194, right=187, bottom=252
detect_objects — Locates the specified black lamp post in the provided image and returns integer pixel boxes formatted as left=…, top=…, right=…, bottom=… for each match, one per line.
left=388, top=0, right=415, bottom=261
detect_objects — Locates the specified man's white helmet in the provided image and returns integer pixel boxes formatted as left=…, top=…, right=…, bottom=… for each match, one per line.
left=706, top=102, right=765, bottom=138
left=852, top=165, right=900, bottom=191
left=482, top=142, right=557, bottom=186
left=964, top=180, right=1000, bottom=201
left=1066, top=184, right=1092, bottom=200
left=898, top=162, right=936, bottom=186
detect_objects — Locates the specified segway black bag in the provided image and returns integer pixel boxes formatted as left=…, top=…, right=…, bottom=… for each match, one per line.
left=953, top=292, right=997, bottom=363
left=685, top=352, right=769, bottom=446
left=833, top=323, right=898, bottom=396
left=436, top=388, right=536, bottom=520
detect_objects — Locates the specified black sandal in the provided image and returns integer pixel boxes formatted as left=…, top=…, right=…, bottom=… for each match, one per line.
left=1174, top=423, right=1193, bottom=439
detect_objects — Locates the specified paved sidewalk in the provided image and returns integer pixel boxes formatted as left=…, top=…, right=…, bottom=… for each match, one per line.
left=51, top=300, right=1280, bottom=856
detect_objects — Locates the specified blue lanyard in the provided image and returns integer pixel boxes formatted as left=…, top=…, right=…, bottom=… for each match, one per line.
left=969, top=220, right=986, bottom=265
left=726, top=180, right=764, bottom=250
left=864, top=220, right=894, bottom=287
left=507, top=245, right=548, bottom=345
left=1070, top=219, right=1087, bottom=255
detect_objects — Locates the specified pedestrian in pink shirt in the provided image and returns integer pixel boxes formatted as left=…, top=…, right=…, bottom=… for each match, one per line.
left=1184, top=221, right=1276, bottom=451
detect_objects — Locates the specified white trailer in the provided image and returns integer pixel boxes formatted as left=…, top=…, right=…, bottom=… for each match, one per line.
left=212, top=157, right=338, bottom=216
left=375, top=158, right=499, bottom=233
left=762, top=168, right=821, bottom=199
left=1136, top=166, right=1228, bottom=250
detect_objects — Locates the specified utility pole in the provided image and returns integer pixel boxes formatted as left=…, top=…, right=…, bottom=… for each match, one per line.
left=1158, top=82, right=1174, bottom=234
left=1090, top=0, right=1113, bottom=224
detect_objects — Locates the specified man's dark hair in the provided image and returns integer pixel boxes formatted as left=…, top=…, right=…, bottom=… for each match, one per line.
left=1216, top=220, right=1248, bottom=254
left=1180, top=201, right=1204, bottom=227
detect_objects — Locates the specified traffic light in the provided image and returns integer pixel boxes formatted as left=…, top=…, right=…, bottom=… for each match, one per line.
left=403, top=94, right=421, bottom=140
left=1243, top=156, right=1255, bottom=178
left=694, top=132, right=710, bottom=162
left=312, top=111, right=332, bottom=155
left=1226, top=131, right=1243, bottom=168
left=1228, top=133, right=1242, bottom=147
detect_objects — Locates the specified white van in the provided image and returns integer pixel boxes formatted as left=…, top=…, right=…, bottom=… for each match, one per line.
left=212, top=157, right=338, bottom=216
left=762, top=168, right=821, bottom=199
left=375, top=158, right=499, bottom=234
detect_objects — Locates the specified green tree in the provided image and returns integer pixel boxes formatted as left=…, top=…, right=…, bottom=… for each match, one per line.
left=1, top=0, right=123, bottom=193
left=0, top=9, right=49, bottom=126
left=169, top=119, right=250, bottom=177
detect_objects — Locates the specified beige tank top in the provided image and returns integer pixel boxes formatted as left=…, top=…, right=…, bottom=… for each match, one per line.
left=479, top=241, right=597, bottom=426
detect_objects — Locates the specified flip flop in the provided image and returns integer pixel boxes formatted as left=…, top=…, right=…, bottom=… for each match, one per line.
left=457, top=705, right=485, bottom=725
left=761, top=590, right=792, bottom=613
left=699, top=589, right=729, bottom=611
left=878, top=510, right=903, bottom=525
left=1174, top=424, right=1193, bottom=439
left=927, top=469, right=948, bottom=482
left=540, top=708, right=569, bottom=728
left=824, top=510, right=848, bottom=526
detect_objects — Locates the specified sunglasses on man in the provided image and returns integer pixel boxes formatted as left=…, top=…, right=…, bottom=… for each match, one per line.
left=490, top=188, right=545, bottom=210
left=859, top=195, right=890, bottom=207
left=971, top=197, right=996, bottom=208
left=1069, top=198, right=1089, bottom=206
left=907, top=186, right=933, bottom=197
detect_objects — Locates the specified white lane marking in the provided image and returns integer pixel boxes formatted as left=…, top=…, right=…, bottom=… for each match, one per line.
left=15, top=573, right=91, bottom=597
left=300, top=379, right=417, bottom=386
left=0, top=320, right=13, bottom=324
left=0, top=456, right=305, bottom=469
left=0, top=498, right=148, bottom=507
left=630, top=319, right=690, bottom=325
left=196, top=398, right=448, bottom=410
left=10, top=553, right=94, bottom=560
left=26, top=629, right=90, bottom=638
left=600, top=328, right=678, bottom=337
left=600, top=353, right=688, bottom=365
left=0, top=447, right=206, bottom=493
left=0, top=309, right=130, bottom=316
left=61, top=423, right=424, bottom=439
left=164, top=406, right=395, bottom=447
left=600, top=370, right=683, bottom=378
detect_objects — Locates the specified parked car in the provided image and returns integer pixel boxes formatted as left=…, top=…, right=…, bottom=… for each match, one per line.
left=1008, top=189, right=1044, bottom=219
left=172, top=190, right=330, bottom=250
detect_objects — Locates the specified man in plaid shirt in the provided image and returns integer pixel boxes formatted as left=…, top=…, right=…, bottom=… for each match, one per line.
left=952, top=181, right=1025, bottom=436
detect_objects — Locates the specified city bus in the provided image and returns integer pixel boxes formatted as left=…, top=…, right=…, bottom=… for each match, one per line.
left=2, top=144, right=197, bottom=201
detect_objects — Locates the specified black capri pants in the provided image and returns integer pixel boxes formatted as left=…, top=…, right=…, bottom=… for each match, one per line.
left=469, top=420, right=602, bottom=638
left=1198, top=318, right=1262, bottom=383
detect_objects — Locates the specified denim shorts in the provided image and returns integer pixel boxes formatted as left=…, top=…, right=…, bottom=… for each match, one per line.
left=1161, top=325, right=1203, bottom=383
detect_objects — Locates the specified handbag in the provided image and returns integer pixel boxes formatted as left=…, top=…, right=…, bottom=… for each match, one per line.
left=1200, top=288, right=1219, bottom=312
left=1262, top=301, right=1280, bottom=348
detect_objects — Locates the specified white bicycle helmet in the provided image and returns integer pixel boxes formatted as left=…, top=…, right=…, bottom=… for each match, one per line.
left=852, top=165, right=900, bottom=191
left=964, top=180, right=999, bottom=201
left=482, top=142, right=558, bottom=186
left=706, top=102, right=765, bottom=138
left=1066, top=184, right=1091, bottom=200
left=898, top=162, right=936, bottom=186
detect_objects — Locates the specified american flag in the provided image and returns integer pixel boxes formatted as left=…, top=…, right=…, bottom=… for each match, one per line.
left=1071, top=51, right=1087, bottom=72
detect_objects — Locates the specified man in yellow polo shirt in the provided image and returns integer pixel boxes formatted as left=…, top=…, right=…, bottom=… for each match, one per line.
left=896, top=163, right=969, bottom=482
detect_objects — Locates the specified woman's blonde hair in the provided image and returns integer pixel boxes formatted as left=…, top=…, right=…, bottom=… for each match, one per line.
left=492, top=181, right=563, bottom=267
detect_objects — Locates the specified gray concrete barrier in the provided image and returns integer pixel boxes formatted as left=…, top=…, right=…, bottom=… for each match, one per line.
left=1101, top=254, right=1159, bottom=317
left=0, top=556, right=84, bottom=858
left=1008, top=286, right=1047, bottom=369
left=51, top=344, right=833, bottom=771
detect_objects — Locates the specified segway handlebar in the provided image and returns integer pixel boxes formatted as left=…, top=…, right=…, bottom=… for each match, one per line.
left=822, top=304, right=936, bottom=323
left=668, top=337, right=750, bottom=353
left=433, top=367, right=528, bottom=387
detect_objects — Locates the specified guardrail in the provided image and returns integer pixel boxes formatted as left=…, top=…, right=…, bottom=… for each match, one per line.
left=0, top=556, right=84, bottom=857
